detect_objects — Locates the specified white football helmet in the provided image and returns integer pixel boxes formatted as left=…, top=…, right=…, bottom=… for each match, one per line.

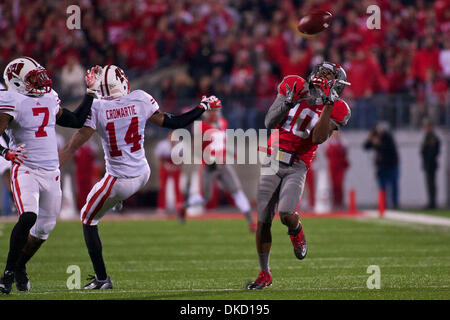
left=3, top=57, right=52, bottom=96
left=98, top=65, right=130, bottom=99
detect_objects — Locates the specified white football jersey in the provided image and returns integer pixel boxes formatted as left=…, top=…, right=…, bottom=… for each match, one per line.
left=84, top=89, right=159, bottom=178
left=0, top=89, right=61, bottom=170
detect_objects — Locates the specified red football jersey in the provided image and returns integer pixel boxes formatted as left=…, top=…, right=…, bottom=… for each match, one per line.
left=196, top=117, right=228, bottom=165
left=268, top=76, right=351, bottom=168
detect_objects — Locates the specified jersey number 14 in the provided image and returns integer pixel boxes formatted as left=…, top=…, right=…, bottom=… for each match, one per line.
left=105, top=117, right=141, bottom=157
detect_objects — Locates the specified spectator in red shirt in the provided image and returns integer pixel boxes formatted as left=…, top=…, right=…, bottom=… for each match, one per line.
left=325, top=131, right=349, bottom=210
left=411, top=36, right=442, bottom=83
left=278, top=46, right=312, bottom=78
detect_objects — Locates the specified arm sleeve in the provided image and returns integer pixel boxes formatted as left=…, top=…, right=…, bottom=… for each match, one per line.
left=161, top=106, right=205, bottom=129
left=264, top=93, right=291, bottom=129
left=56, top=94, right=94, bottom=128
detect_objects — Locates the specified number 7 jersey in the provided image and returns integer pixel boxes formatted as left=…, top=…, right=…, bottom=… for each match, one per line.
left=0, top=89, right=61, bottom=170
left=84, top=89, right=159, bottom=178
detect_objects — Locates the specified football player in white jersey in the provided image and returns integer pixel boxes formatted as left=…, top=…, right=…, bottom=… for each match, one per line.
left=58, top=64, right=222, bottom=289
left=0, top=57, right=98, bottom=294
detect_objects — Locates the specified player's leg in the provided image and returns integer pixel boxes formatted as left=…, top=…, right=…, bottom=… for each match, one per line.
left=81, top=170, right=150, bottom=289
left=157, top=166, right=168, bottom=211
left=247, top=165, right=282, bottom=289
left=277, top=161, right=308, bottom=260
left=173, top=170, right=184, bottom=209
left=178, top=165, right=215, bottom=221
left=218, top=165, right=255, bottom=231
left=80, top=174, right=119, bottom=288
left=13, top=168, right=62, bottom=291
left=0, top=164, right=39, bottom=294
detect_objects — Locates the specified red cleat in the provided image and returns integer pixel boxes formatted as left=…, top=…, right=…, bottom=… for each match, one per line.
left=289, top=222, right=307, bottom=260
left=249, top=222, right=257, bottom=233
left=246, top=270, right=272, bottom=290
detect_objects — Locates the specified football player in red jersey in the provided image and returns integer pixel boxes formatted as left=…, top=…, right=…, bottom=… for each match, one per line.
left=178, top=107, right=257, bottom=232
left=247, top=62, right=351, bottom=289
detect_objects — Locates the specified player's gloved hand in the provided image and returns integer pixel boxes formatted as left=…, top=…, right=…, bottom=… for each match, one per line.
left=85, top=65, right=103, bottom=95
left=199, top=95, right=222, bottom=110
left=285, top=82, right=309, bottom=108
left=311, top=77, right=338, bottom=106
left=0, top=144, right=27, bottom=164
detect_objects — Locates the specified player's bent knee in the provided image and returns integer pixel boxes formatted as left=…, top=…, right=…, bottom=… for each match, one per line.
left=278, top=211, right=291, bottom=225
left=30, top=216, right=57, bottom=240
left=18, top=212, right=37, bottom=230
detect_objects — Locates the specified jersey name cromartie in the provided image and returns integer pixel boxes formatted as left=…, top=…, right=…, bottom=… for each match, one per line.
left=84, top=89, right=159, bottom=178
left=268, top=93, right=351, bottom=168
left=0, top=89, right=60, bottom=170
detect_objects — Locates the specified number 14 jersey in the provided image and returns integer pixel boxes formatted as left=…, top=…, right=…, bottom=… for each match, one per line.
left=0, top=90, right=60, bottom=170
left=84, top=90, right=159, bottom=178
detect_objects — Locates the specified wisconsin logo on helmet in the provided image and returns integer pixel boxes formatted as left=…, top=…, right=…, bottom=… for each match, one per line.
left=3, top=57, right=52, bottom=96
left=98, top=65, right=130, bottom=99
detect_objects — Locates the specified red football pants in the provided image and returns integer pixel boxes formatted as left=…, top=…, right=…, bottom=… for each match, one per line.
left=157, top=167, right=184, bottom=210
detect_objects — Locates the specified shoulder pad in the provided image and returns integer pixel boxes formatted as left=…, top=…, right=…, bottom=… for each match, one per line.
left=331, top=99, right=351, bottom=128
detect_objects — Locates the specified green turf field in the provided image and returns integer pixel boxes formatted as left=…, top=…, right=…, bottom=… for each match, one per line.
left=0, top=216, right=449, bottom=300
left=408, top=209, right=450, bottom=218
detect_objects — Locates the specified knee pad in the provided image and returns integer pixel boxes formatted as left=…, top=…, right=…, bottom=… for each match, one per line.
left=29, top=214, right=57, bottom=240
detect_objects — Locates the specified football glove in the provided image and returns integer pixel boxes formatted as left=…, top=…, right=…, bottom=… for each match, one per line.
left=285, top=82, right=309, bottom=108
left=0, top=144, right=27, bottom=164
left=200, top=95, right=222, bottom=110
left=311, top=76, right=339, bottom=106
left=85, top=65, right=102, bottom=95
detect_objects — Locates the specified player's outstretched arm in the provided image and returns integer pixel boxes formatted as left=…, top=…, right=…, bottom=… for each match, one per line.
left=56, top=66, right=101, bottom=128
left=148, top=96, right=222, bottom=129
left=58, top=126, right=95, bottom=167
left=265, top=94, right=293, bottom=129
left=265, top=80, right=309, bottom=129
left=311, top=77, right=340, bottom=145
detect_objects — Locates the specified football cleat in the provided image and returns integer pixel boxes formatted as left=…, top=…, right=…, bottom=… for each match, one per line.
left=83, top=275, right=113, bottom=290
left=0, top=270, right=15, bottom=294
left=246, top=270, right=272, bottom=290
left=15, top=268, right=30, bottom=291
left=249, top=222, right=257, bottom=233
left=289, top=222, right=307, bottom=260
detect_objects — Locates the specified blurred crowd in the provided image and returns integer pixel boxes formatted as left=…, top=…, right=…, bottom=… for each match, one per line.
left=0, top=0, right=449, bottom=129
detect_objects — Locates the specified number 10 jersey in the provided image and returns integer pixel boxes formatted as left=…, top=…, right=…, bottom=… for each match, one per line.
left=268, top=82, right=351, bottom=168
left=0, top=90, right=61, bottom=170
left=84, top=90, right=159, bottom=178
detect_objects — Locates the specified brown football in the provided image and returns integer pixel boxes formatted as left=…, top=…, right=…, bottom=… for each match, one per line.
left=297, top=10, right=333, bottom=37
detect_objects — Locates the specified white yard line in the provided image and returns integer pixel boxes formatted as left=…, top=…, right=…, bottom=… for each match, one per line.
left=19, top=284, right=450, bottom=296
left=363, top=210, right=450, bottom=227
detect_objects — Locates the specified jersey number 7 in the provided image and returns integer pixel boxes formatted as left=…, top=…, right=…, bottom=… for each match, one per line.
left=32, top=107, right=49, bottom=138
left=105, top=117, right=142, bottom=157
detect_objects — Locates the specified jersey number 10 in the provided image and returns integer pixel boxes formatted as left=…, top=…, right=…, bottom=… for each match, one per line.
left=105, top=117, right=142, bottom=157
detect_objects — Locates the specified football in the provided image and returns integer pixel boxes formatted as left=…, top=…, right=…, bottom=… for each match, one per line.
left=297, top=10, right=333, bottom=37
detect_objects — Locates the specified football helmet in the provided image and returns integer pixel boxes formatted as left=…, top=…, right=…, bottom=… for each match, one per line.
left=308, top=61, right=350, bottom=96
left=3, top=57, right=52, bottom=96
left=98, top=65, right=130, bottom=99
